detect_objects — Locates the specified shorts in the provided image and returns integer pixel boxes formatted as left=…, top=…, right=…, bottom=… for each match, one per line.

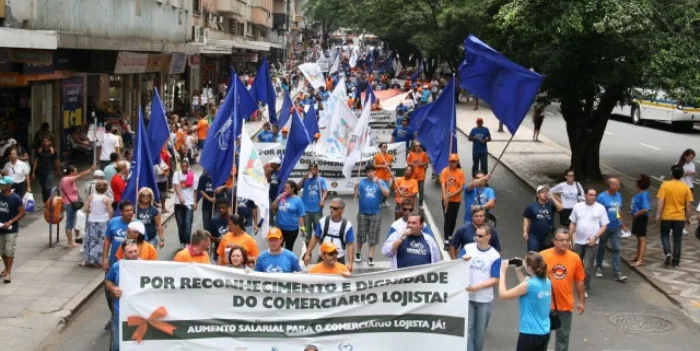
left=157, top=181, right=168, bottom=196
left=632, top=215, right=648, bottom=237
left=63, top=203, right=77, bottom=230
left=0, top=233, right=18, bottom=257
left=356, top=213, right=381, bottom=246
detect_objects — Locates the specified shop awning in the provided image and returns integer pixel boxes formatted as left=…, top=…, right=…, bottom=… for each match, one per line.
left=0, top=28, right=58, bottom=50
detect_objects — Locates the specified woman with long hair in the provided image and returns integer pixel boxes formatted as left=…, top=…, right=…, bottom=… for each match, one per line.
left=272, top=180, right=306, bottom=252
left=82, top=180, right=113, bottom=267
left=60, top=164, right=96, bottom=248
left=631, top=175, right=652, bottom=266
left=550, top=168, right=585, bottom=227
left=136, top=187, right=164, bottom=248
left=677, top=149, right=696, bottom=199
left=2, top=146, right=31, bottom=198
left=110, top=161, right=129, bottom=212
left=498, top=252, right=552, bottom=351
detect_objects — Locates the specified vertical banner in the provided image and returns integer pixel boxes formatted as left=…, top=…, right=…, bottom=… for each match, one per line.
left=119, top=260, right=469, bottom=350
left=61, top=77, right=84, bottom=152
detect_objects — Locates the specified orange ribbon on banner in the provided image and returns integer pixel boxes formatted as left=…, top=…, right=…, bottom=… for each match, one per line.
left=127, top=307, right=177, bottom=343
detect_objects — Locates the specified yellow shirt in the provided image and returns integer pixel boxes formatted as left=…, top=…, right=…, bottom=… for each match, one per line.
left=657, top=179, right=693, bottom=221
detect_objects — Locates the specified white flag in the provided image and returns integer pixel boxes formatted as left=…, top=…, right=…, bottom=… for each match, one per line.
left=329, top=54, right=340, bottom=74
left=319, top=77, right=348, bottom=129
left=349, top=50, right=358, bottom=68
left=319, top=98, right=357, bottom=160
left=342, top=101, right=372, bottom=180
left=237, top=125, right=270, bottom=237
left=298, top=63, right=325, bottom=89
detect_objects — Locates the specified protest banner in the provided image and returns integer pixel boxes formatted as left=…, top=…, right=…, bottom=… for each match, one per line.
left=298, top=63, right=326, bottom=89
left=363, top=109, right=397, bottom=143
left=119, top=260, right=469, bottom=350
left=257, top=142, right=406, bottom=193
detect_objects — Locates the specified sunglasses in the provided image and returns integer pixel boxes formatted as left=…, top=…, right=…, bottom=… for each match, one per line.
left=326, top=251, right=338, bottom=257
left=402, top=208, right=413, bottom=212
left=125, top=239, right=138, bottom=245
left=475, top=234, right=486, bottom=239
left=330, top=206, right=343, bottom=210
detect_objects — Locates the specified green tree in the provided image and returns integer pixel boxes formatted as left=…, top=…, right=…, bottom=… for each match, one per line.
left=303, top=0, right=351, bottom=49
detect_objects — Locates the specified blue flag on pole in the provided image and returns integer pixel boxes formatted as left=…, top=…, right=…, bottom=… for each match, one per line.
left=276, top=109, right=311, bottom=196
left=278, top=92, right=293, bottom=128
left=147, top=88, right=169, bottom=166
left=365, top=84, right=377, bottom=106
left=410, top=62, right=423, bottom=81
left=121, top=107, right=160, bottom=208
left=251, top=57, right=278, bottom=123
left=410, top=77, right=458, bottom=175
left=304, top=103, right=319, bottom=137
left=458, top=35, right=544, bottom=134
left=201, top=72, right=257, bottom=187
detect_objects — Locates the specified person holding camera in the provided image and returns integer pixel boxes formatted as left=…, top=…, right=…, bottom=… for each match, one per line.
left=523, top=185, right=563, bottom=252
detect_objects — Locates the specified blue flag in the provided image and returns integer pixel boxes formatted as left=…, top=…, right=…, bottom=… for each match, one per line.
left=304, top=103, right=319, bottom=138
left=410, top=77, right=458, bottom=175
left=458, top=35, right=544, bottom=134
left=251, top=57, right=278, bottom=123
left=147, top=88, right=169, bottom=165
left=200, top=72, right=257, bottom=187
left=410, top=62, right=423, bottom=81
left=365, top=84, right=377, bottom=106
left=277, top=109, right=311, bottom=196
left=278, top=92, right=293, bottom=128
left=121, top=108, right=160, bottom=208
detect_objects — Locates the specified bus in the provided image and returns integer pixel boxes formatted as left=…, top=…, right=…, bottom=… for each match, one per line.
left=612, top=88, right=698, bottom=130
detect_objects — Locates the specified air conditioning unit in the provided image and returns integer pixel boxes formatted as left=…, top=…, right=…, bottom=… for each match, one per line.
left=218, top=16, right=224, bottom=24
left=193, top=26, right=201, bottom=41
left=199, top=27, right=209, bottom=44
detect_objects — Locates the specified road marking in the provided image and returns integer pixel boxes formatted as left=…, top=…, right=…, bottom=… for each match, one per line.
left=353, top=261, right=392, bottom=270
left=545, top=111, right=556, bottom=116
left=604, top=131, right=614, bottom=135
left=694, top=179, right=700, bottom=185
left=651, top=176, right=665, bottom=182
left=423, top=203, right=452, bottom=261
left=640, top=143, right=660, bottom=150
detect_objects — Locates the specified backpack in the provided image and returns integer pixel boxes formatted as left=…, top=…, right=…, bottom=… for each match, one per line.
left=321, top=216, right=348, bottom=250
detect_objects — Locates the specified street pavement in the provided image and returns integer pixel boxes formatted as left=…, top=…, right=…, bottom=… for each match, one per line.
left=541, top=104, right=700, bottom=187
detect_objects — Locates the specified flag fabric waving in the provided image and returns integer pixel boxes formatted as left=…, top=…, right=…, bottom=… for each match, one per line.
left=330, top=55, right=340, bottom=74
left=251, top=57, right=278, bottom=124
left=458, top=35, right=544, bottom=134
left=410, top=61, right=423, bottom=81
left=277, top=92, right=293, bottom=128
left=237, top=123, right=270, bottom=237
left=121, top=107, right=160, bottom=209
left=147, top=88, right=169, bottom=166
left=200, top=72, right=257, bottom=187
left=364, top=84, right=377, bottom=107
left=276, top=109, right=311, bottom=196
left=410, top=77, right=458, bottom=175
left=342, top=101, right=372, bottom=180
left=304, top=103, right=320, bottom=138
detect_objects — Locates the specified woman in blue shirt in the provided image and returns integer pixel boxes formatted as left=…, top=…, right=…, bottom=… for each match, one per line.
left=498, top=252, right=552, bottom=351
left=272, top=181, right=306, bottom=252
left=630, top=174, right=652, bottom=267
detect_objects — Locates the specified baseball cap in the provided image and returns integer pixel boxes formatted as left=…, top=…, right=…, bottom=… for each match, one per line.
left=0, top=176, right=13, bottom=186
left=7, top=138, right=17, bottom=145
left=93, top=170, right=105, bottom=178
left=267, top=227, right=283, bottom=239
left=128, top=221, right=146, bottom=235
left=320, top=242, right=338, bottom=254
left=536, top=185, right=549, bottom=193
left=270, top=157, right=282, bottom=165
left=448, top=153, right=460, bottom=162
left=281, top=127, right=289, bottom=133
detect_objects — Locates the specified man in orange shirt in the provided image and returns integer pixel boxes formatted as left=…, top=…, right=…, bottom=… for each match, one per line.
left=394, top=166, right=418, bottom=220
left=173, top=229, right=211, bottom=264
left=114, top=221, right=157, bottom=261
left=216, top=214, right=260, bottom=266
left=374, top=143, right=394, bottom=207
left=194, top=112, right=209, bottom=151
left=308, top=242, right=351, bottom=277
left=540, top=228, right=586, bottom=351
left=440, top=153, right=465, bottom=249
left=407, top=141, right=428, bottom=208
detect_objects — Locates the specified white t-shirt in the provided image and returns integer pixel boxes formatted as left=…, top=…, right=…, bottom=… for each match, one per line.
left=154, top=160, right=169, bottom=183
left=569, top=202, right=610, bottom=245
left=172, top=171, right=198, bottom=206
left=550, top=181, right=584, bottom=209
left=99, top=133, right=120, bottom=161
left=681, top=162, right=696, bottom=188
left=463, top=243, right=501, bottom=303
left=3, top=160, right=30, bottom=183
left=315, top=216, right=354, bottom=259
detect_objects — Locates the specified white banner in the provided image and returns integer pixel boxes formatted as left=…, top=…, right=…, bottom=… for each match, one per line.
left=237, top=126, right=270, bottom=236
left=119, top=260, right=469, bottom=350
left=317, top=57, right=331, bottom=72
left=258, top=142, right=407, bottom=193
left=298, top=63, right=326, bottom=89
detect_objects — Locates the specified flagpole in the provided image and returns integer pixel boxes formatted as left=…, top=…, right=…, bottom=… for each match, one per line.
left=489, top=134, right=515, bottom=176
left=233, top=81, right=239, bottom=216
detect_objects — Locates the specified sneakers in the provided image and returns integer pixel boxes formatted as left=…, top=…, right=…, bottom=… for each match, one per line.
left=368, top=257, right=375, bottom=267
left=595, top=268, right=603, bottom=278
left=584, top=291, right=589, bottom=298
left=443, top=240, right=451, bottom=251
left=664, top=253, right=672, bottom=266
left=682, top=228, right=688, bottom=236
left=355, top=253, right=361, bottom=263
left=614, top=272, right=627, bottom=283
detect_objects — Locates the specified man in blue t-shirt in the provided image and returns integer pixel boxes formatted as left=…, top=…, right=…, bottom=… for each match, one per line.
left=354, top=165, right=390, bottom=266
left=595, top=177, right=628, bottom=282
left=451, top=208, right=502, bottom=259
left=468, top=118, right=491, bottom=178
left=298, top=164, right=328, bottom=244
left=102, top=200, right=134, bottom=327
left=257, top=122, right=275, bottom=142
left=196, top=171, right=216, bottom=233
left=266, top=157, right=282, bottom=226
left=255, top=228, right=302, bottom=273
left=382, top=212, right=440, bottom=270
left=208, top=200, right=230, bottom=259
left=0, top=176, right=25, bottom=283
left=391, top=117, right=415, bottom=149
left=105, top=240, right=140, bottom=351
left=463, top=173, right=496, bottom=223
left=522, top=185, right=563, bottom=252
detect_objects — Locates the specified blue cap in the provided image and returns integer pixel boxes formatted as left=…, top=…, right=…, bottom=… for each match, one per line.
left=0, top=176, right=13, bottom=185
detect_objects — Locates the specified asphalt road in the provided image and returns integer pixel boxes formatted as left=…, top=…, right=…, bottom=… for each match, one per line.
left=39, top=119, right=700, bottom=351
left=542, top=105, right=700, bottom=186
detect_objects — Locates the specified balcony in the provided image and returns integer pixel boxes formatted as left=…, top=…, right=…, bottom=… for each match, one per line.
left=251, top=0, right=273, bottom=12
left=216, top=0, right=247, bottom=16
left=273, top=14, right=289, bottom=31
left=250, top=7, right=272, bottom=28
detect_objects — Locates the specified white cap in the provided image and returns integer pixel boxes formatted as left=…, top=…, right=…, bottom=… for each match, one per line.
left=7, top=138, right=16, bottom=145
left=93, top=170, right=105, bottom=178
left=128, top=221, right=146, bottom=235
left=536, top=185, right=549, bottom=193
left=270, top=157, right=282, bottom=165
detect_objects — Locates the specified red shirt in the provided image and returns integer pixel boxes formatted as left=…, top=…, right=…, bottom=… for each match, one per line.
left=160, top=149, right=171, bottom=166
left=111, top=174, right=127, bottom=203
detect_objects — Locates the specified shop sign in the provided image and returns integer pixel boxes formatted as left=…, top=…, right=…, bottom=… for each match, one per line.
left=22, top=61, right=55, bottom=75
left=146, top=54, right=171, bottom=73
left=231, top=52, right=259, bottom=63
left=61, top=77, right=84, bottom=151
left=189, top=54, right=201, bottom=67
left=114, top=52, right=148, bottom=74
left=0, top=71, right=72, bottom=87
left=0, top=49, right=53, bottom=65
left=169, top=53, right=187, bottom=74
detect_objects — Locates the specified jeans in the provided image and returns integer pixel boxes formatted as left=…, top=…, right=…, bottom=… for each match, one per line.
left=660, top=220, right=684, bottom=264
left=111, top=310, right=120, bottom=351
left=174, top=204, right=193, bottom=245
left=442, top=201, right=460, bottom=242
left=417, top=180, right=425, bottom=207
left=467, top=301, right=492, bottom=351
left=573, top=243, right=597, bottom=290
left=304, top=212, right=323, bottom=243
left=527, top=234, right=548, bottom=252
left=38, top=172, right=54, bottom=203
left=472, top=153, right=488, bottom=178
left=596, top=227, right=622, bottom=274
left=553, top=310, right=573, bottom=351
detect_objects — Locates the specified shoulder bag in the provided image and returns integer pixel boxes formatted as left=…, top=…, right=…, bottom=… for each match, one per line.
left=60, top=178, right=84, bottom=211
left=550, top=289, right=562, bottom=330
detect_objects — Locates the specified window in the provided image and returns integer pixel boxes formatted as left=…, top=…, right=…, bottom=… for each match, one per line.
left=237, top=23, right=245, bottom=37
left=228, top=19, right=237, bottom=35
left=193, top=0, right=200, bottom=12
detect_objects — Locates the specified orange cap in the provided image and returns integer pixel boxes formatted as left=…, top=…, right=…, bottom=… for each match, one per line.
left=320, top=242, right=338, bottom=254
left=449, top=153, right=460, bottom=162
left=314, top=133, right=321, bottom=139
left=282, top=127, right=289, bottom=133
left=267, top=227, right=283, bottom=239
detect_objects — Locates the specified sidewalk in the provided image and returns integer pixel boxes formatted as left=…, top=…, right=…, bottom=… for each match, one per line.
left=0, top=120, right=263, bottom=351
left=454, top=102, right=700, bottom=325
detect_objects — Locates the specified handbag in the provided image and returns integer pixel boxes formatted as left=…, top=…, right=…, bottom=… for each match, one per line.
left=550, top=289, right=562, bottom=330
left=60, top=178, right=84, bottom=210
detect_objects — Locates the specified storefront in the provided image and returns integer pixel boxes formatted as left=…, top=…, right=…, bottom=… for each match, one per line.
left=163, top=53, right=188, bottom=115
